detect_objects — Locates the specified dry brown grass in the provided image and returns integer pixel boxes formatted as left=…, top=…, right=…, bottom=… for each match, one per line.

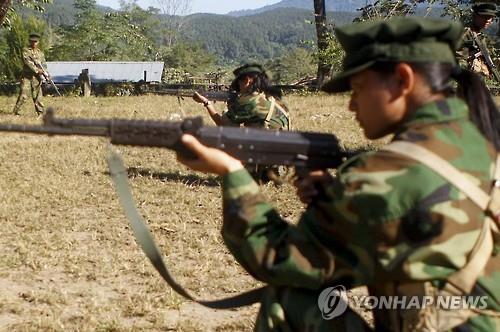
left=0, top=93, right=377, bottom=331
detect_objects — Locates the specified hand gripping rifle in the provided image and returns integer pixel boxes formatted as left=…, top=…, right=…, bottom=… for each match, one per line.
left=31, top=58, right=62, bottom=96
left=0, top=108, right=346, bottom=168
left=0, top=108, right=351, bottom=309
left=471, top=32, right=500, bottom=83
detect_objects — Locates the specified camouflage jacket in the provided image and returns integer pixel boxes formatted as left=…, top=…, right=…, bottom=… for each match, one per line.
left=21, top=47, right=45, bottom=78
left=457, top=28, right=492, bottom=77
left=221, top=98, right=498, bottom=330
left=222, top=91, right=290, bottom=129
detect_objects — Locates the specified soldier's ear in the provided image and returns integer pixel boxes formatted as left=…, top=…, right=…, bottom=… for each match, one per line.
left=394, top=63, right=415, bottom=98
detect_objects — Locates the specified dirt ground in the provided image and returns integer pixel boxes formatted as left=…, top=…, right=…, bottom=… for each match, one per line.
left=0, top=94, right=378, bottom=331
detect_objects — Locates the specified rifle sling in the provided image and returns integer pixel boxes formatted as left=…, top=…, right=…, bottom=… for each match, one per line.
left=106, top=147, right=266, bottom=309
left=381, top=142, right=498, bottom=294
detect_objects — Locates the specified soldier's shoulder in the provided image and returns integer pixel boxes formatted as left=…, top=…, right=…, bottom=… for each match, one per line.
left=34, top=48, right=45, bottom=56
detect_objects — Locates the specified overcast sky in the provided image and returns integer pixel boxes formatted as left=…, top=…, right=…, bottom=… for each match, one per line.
left=96, top=0, right=282, bottom=14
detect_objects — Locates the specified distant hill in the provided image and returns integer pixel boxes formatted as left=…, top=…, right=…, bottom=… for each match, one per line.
left=228, top=0, right=366, bottom=17
left=23, top=0, right=451, bottom=64
left=182, top=8, right=358, bottom=63
left=34, top=0, right=114, bottom=26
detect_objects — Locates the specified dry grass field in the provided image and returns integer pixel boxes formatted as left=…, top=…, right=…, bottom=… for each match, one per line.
left=0, top=93, right=380, bottom=331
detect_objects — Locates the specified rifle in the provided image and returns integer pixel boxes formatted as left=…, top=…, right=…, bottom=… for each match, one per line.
left=471, top=32, right=500, bottom=83
left=0, top=108, right=353, bottom=309
left=0, top=108, right=347, bottom=169
left=31, top=58, right=62, bottom=97
left=154, top=88, right=237, bottom=103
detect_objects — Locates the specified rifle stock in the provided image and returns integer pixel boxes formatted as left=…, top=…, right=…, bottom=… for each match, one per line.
left=0, top=108, right=347, bottom=169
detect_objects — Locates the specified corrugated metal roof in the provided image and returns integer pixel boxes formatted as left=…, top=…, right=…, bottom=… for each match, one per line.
left=46, top=61, right=164, bottom=83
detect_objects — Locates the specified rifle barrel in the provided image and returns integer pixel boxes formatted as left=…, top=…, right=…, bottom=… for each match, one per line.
left=0, top=109, right=348, bottom=169
left=0, top=123, right=109, bottom=137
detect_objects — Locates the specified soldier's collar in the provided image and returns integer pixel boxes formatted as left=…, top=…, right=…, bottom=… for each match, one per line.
left=403, top=97, right=468, bottom=127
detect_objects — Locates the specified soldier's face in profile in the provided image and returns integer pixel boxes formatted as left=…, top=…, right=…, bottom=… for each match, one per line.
left=473, top=13, right=494, bottom=30
left=348, top=68, right=406, bottom=139
left=238, top=74, right=255, bottom=93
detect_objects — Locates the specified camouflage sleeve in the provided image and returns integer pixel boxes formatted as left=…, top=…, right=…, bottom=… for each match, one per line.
left=222, top=148, right=499, bottom=293
left=22, top=49, right=39, bottom=74
left=39, top=50, right=46, bottom=69
left=221, top=167, right=373, bottom=289
left=219, top=111, right=241, bottom=126
left=224, top=94, right=265, bottom=125
left=456, top=28, right=474, bottom=69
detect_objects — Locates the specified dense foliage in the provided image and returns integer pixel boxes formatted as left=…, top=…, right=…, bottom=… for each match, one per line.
left=0, top=0, right=498, bottom=85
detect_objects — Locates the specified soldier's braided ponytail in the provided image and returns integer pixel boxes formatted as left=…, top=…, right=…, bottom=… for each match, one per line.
left=370, top=61, right=499, bottom=150
left=405, top=63, right=499, bottom=150
left=452, top=67, right=500, bottom=150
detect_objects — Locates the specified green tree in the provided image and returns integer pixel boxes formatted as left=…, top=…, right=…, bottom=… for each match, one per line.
left=160, top=41, right=215, bottom=74
left=266, top=47, right=316, bottom=84
left=1, top=0, right=50, bottom=27
left=0, top=14, right=47, bottom=82
left=49, top=0, right=157, bottom=61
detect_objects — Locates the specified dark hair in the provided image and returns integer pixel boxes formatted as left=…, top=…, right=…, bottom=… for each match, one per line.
left=229, top=71, right=282, bottom=99
left=370, top=61, right=500, bottom=150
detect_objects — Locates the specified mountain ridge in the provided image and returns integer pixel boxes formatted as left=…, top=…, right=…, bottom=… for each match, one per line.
left=227, top=0, right=366, bottom=17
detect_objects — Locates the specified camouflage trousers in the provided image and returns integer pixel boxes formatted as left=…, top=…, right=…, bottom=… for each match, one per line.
left=13, top=76, right=44, bottom=115
left=254, top=287, right=372, bottom=332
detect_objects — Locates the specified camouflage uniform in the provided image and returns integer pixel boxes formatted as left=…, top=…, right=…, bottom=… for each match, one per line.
left=456, top=2, right=498, bottom=80
left=457, top=28, right=491, bottom=77
left=221, top=64, right=291, bottom=182
left=219, top=18, right=499, bottom=331
left=13, top=36, right=45, bottom=116
left=222, top=91, right=290, bottom=130
left=222, top=91, right=291, bottom=182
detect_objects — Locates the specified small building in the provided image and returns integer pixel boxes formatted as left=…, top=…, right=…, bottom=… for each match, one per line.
left=46, top=61, right=164, bottom=84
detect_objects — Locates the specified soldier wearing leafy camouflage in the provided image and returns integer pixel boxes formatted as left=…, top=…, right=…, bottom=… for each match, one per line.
left=179, top=17, right=499, bottom=332
left=457, top=2, right=497, bottom=79
left=13, top=33, right=46, bottom=116
left=193, top=63, right=290, bottom=130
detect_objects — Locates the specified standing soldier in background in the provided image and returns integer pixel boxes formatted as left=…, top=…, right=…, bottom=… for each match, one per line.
left=457, top=2, right=499, bottom=81
left=13, top=32, right=46, bottom=116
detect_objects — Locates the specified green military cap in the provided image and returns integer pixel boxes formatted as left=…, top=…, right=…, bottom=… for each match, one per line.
left=233, top=63, right=265, bottom=77
left=322, top=17, right=463, bottom=93
left=29, top=32, right=41, bottom=41
left=472, top=2, right=497, bottom=16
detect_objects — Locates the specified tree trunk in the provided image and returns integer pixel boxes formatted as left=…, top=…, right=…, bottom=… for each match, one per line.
left=314, top=0, right=332, bottom=90
left=0, top=0, right=11, bottom=26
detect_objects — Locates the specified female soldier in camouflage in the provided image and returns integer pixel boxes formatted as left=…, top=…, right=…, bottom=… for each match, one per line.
left=194, top=64, right=291, bottom=182
left=179, top=17, right=499, bottom=331
left=192, top=63, right=290, bottom=130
